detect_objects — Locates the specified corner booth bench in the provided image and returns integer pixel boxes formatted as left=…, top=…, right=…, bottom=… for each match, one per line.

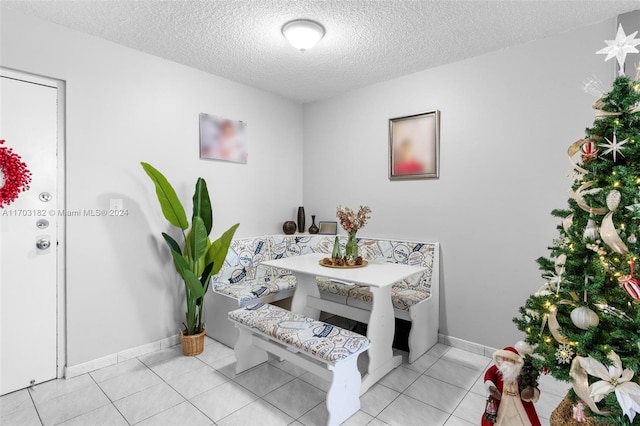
left=205, top=234, right=439, bottom=363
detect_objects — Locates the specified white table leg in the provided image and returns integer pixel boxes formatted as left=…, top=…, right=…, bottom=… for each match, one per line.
left=360, top=285, right=402, bottom=394
left=289, top=272, right=321, bottom=319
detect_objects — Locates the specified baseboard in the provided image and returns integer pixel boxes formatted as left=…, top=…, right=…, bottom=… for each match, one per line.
left=65, top=332, right=492, bottom=379
left=65, top=334, right=180, bottom=379
left=438, top=333, right=498, bottom=358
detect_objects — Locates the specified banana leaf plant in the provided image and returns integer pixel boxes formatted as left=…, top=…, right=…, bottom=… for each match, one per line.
left=141, top=162, right=239, bottom=335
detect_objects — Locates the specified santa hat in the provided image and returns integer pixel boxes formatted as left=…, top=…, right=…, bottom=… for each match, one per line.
left=493, top=346, right=523, bottom=365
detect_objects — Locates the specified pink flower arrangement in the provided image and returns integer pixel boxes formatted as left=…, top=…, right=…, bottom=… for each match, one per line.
left=336, top=205, right=372, bottom=234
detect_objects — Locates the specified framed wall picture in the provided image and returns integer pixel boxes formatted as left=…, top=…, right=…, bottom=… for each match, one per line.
left=389, top=110, right=440, bottom=180
left=318, top=221, right=338, bottom=235
left=199, top=113, right=248, bottom=164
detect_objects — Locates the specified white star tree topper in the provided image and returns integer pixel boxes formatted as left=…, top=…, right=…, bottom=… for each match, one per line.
left=600, top=131, right=628, bottom=162
left=596, top=24, right=640, bottom=76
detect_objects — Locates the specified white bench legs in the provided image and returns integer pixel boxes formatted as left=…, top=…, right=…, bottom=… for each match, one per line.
left=326, top=356, right=362, bottom=426
left=234, top=326, right=269, bottom=373
left=407, top=297, right=438, bottom=363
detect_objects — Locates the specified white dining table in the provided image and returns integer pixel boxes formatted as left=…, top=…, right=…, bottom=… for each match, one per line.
left=262, top=252, right=426, bottom=394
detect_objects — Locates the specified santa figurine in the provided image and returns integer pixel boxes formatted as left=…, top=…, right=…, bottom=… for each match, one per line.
left=481, top=346, right=541, bottom=426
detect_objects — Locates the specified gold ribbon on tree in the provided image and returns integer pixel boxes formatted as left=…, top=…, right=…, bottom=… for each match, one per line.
left=568, top=139, right=591, bottom=175
left=573, top=181, right=608, bottom=215
left=600, top=212, right=629, bottom=254
left=593, top=98, right=640, bottom=119
left=541, top=300, right=574, bottom=344
left=570, top=356, right=611, bottom=416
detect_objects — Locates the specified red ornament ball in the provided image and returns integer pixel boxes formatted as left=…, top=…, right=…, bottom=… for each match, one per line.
left=0, top=139, right=32, bottom=208
left=581, top=140, right=597, bottom=155
left=581, top=140, right=598, bottom=163
left=619, top=275, right=640, bottom=301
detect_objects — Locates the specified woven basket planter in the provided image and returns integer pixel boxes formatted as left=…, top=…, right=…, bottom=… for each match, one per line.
left=550, top=394, right=613, bottom=426
left=180, top=329, right=206, bottom=356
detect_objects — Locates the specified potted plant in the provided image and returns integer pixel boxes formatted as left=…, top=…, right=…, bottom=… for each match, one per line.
left=141, top=162, right=239, bottom=356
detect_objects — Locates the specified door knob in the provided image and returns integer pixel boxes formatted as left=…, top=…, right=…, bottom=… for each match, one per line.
left=36, top=239, right=50, bottom=250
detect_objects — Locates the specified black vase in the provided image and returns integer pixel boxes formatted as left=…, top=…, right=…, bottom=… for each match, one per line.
left=282, top=221, right=296, bottom=235
left=309, top=215, right=319, bottom=234
left=297, top=207, right=305, bottom=234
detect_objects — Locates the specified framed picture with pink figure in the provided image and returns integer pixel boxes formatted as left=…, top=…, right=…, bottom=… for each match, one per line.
left=389, top=110, right=440, bottom=180
left=199, top=113, right=248, bottom=164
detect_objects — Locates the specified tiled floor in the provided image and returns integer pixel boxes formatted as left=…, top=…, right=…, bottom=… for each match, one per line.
left=1, top=337, right=569, bottom=426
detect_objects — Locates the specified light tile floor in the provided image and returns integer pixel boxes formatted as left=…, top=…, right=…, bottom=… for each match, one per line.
left=1, top=338, right=569, bottom=426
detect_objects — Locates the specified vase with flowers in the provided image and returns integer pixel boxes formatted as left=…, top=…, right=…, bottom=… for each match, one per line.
left=336, top=205, right=372, bottom=263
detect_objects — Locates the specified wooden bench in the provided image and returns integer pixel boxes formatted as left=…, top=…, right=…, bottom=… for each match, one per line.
left=228, top=303, right=370, bottom=426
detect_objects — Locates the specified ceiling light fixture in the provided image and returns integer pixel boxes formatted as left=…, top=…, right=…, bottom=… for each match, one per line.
left=281, top=19, right=325, bottom=52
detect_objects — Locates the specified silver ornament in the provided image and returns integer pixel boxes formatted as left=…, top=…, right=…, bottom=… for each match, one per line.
left=583, top=218, right=600, bottom=241
left=606, top=190, right=621, bottom=211
left=515, top=340, right=534, bottom=355
left=570, top=306, right=600, bottom=330
left=629, top=234, right=638, bottom=244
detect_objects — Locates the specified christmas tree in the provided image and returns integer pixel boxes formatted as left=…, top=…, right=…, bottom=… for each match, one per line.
left=513, top=25, right=640, bottom=425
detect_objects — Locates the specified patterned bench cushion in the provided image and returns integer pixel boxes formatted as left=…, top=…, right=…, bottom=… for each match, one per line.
left=357, top=239, right=435, bottom=293
left=213, top=237, right=271, bottom=284
left=228, top=303, right=369, bottom=364
left=212, top=235, right=436, bottom=309
left=213, top=276, right=296, bottom=303
left=316, top=277, right=429, bottom=310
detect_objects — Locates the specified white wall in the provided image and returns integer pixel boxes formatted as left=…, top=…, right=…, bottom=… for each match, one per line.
left=303, top=19, right=616, bottom=348
left=1, top=8, right=303, bottom=366
left=0, top=5, right=621, bottom=364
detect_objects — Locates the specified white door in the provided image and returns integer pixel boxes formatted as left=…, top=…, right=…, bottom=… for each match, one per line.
left=0, top=74, right=59, bottom=395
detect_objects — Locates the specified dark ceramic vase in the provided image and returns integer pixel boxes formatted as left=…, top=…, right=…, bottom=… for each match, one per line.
left=282, top=221, right=296, bottom=235
left=297, top=207, right=305, bottom=234
left=309, top=215, right=319, bottom=234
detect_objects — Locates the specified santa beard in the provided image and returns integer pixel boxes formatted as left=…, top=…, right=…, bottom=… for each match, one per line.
left=498, top=361, right=521, bottom=383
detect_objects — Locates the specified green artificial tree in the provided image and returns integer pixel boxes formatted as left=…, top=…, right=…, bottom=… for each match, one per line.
left=513, top=25, right=640, bottom=425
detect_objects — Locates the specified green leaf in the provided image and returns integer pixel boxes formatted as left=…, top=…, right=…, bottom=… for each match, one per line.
left=199, top=262, right=214, bottom=297
left=192, top=178, right=212, bottom=235
left=169, top=249, right=206, bottom=300
left=206, top=223, right=240, bottom=277
left=200, top=262, right=214, bottom=287
left=141, top=162, right=189, bottom=230
left=186, top=216, right=208, bottom=265
left=161, top=232, right=181, bottom=256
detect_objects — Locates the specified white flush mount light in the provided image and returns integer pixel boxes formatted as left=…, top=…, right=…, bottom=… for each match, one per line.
left=281, top=19, right=325, bottom=52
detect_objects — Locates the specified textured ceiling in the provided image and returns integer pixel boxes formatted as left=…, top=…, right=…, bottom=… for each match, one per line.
left=3, top=1, right=639, bottom=103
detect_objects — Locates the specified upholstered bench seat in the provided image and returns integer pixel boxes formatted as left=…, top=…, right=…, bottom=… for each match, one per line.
left=229, top=302, right=369, bottom=425
left=212, top=276, right=296, bottom=303
left=317, top=278, right=430, bottom=310
left=229, top=302, right=369, bottom=363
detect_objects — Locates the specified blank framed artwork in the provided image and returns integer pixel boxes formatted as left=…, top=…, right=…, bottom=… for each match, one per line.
left=318, top=221, right=337, bottom=235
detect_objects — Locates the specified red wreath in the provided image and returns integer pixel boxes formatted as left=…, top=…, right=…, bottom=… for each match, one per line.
left=0, top=139, right=32, bottom=208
